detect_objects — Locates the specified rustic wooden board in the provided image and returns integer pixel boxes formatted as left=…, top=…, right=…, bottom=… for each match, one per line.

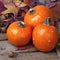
left=0, top=51, right=59, bottom=60
left=56, top=46, right=60, bottom=58
left=56, top=42, right=60, bottom=58
left=0, top=33, right=7, bottom=41
left=0, top=41, right=37, bottom=54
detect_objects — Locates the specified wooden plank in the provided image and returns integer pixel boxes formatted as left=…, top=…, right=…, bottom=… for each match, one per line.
left=0, top=41, right=59, bottom=60
left=0, top=51, right=59, bottom=60
left=0, top=33, right=7, bottom=41
left=56, top=47, right=60, bottom=58
left=0, top=41, right=37, bottom=54
left=13, top=52, right=58, bottom=60
left=56, top=42, right=60, bottom=58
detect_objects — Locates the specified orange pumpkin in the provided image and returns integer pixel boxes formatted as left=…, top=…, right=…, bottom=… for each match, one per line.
left=24, top=5, right=54, bottom=28
left=32, top=17, right=58, bottom=52
left=6, top=21, right=32, bottom=46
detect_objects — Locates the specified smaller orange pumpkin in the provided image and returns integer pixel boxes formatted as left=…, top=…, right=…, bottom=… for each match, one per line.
left=6, top=21, right=32, bottom=46
left=32, top=17, right=58, bottom=52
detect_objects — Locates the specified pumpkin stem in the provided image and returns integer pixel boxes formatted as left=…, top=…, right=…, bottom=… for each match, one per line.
left=44, top=17, right=52, bottom=26
left=29, top=8, right=35, bottom=15
left=18, top=21, right=25, bottom=28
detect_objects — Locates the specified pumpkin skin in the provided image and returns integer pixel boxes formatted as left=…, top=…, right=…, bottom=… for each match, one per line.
left=6, top=21, right=32, bottom=46
left=32, top=18, right=58, bottom=52
left=24, top=5, right=54, bottom=28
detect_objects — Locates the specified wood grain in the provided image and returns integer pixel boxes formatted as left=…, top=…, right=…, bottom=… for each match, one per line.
left=0, top=33, right=7, bottom=41
left=0, top=41, right=37, bottom=53
left=56, top=46, right=60, bottom=58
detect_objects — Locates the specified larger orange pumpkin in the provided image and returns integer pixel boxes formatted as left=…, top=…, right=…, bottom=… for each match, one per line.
left=24, top=5, right=54, bottom=28
left=32, top=17, right=58, bottom=52
left=6, top=21, right=32, bottom=46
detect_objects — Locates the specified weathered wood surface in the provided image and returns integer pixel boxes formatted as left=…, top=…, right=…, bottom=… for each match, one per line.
left=0, top=41, right=37, bottom=53
left=0, top=52, right=59, bottom=60
left=0, top=33, right=60, bottom=60
left=56, top=41, right=60, bottom=58
left=0, top=41, right=59, bottom=60
left=0, top=33, right=7, bottom=40
left=56, top=46, right=60, bottom=58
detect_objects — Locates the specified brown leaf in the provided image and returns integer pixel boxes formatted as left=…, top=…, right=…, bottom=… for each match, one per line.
left=50, top=4, right=60, bottom=20
left=7, top=51, right=18, bottom=58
